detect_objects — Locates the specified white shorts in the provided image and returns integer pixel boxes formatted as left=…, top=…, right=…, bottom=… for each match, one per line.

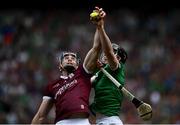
left=96, top=115, right=123, bottom=125
left=56, top=118, right=90, bottom=125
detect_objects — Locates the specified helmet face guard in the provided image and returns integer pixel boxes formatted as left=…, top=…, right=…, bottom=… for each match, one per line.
left=59, top=52, right=80, bottom=73
left=100, top=43, right=128, bottom=64
left=112, top=43, right=119, bottom=55
left=59, top=52, right=80, bottom=64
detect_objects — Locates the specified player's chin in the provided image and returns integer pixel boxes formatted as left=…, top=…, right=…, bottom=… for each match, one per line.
left=63, top=65, right=77, bottom=73
left=64, top=64, right=76, bottom=68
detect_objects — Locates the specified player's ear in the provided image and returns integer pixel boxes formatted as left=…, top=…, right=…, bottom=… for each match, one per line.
left=59, top=63, right=63, bottom=71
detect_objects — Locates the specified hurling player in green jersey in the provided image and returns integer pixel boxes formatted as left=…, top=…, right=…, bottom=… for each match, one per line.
left=90, top=7, right=128, bottom=125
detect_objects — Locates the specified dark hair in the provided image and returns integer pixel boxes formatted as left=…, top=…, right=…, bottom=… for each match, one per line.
left=112, top=43, right=128, bottom=64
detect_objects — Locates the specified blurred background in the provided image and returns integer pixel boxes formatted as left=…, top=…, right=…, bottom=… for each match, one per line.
left=0, top=0, right=179, bottom=124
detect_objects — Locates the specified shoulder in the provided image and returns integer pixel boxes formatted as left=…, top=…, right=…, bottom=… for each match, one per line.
left=43, top=78, right=62, bottom=99
left=48, top=78, right=61, bottom=85
left=76, top=64, right=93, bottom=76
left=45, top=78, right=61, bottom=89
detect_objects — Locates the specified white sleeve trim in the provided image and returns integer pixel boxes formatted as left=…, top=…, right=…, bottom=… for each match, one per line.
left=43, top=96, right=52, bottom=100
left=118, top=63, right=121, bottom=68
left=83, top=63, right=92, bottom=74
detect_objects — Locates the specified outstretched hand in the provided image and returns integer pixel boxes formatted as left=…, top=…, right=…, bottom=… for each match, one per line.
left=94, top=6, right=106, bottom=18
left=90, top=6, right=106, bottom=27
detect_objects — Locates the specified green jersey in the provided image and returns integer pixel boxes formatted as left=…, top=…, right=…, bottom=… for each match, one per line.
left=91, top=62, right=125, bottom=116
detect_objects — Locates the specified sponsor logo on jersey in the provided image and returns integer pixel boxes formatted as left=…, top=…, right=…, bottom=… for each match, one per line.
left=55, top=79, right=77, bottom=99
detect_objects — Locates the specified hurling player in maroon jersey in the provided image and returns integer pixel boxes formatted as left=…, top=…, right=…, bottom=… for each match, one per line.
left=31, top=25, right=102, bottom=124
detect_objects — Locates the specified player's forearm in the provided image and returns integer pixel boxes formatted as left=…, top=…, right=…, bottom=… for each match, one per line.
left=91, top=28, right=101, bottom=60
left=98, top=26, right=114, bottom=56
left=31, top=114, right=46, bottom=124
left=92, top=28, right=101, bottom=50
left=98, top=25, right=119, bottom=69
left=83, top=28, right=101, bottom=72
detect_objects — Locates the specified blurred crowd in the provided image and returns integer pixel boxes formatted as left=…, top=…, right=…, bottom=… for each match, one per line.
left=0, top=8, right=179, bottom=124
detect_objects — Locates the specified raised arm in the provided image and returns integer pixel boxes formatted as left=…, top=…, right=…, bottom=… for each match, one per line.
left=83, top=27, right=101, bottom=73
left=96, top=7, right=119, bottom=70
left=31, top=99, right=53, bottom=124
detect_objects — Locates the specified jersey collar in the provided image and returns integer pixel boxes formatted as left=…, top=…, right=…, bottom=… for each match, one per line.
left=60, top=73, right=74, bottom=79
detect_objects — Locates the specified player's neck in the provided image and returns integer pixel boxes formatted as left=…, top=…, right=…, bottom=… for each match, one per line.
left=61, top=71, right=75, bottom=79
